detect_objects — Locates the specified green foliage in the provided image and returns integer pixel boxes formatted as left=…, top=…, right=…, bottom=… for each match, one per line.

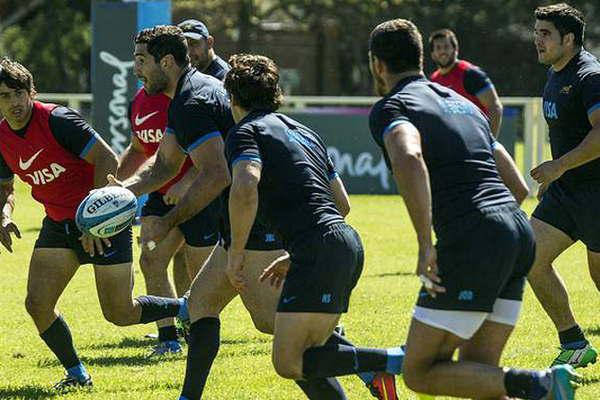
left=0, top=182, right=599, bottom=399
left=1, top=0, right=91, bottom=92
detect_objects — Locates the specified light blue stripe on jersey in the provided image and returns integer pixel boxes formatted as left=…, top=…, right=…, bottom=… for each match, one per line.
left=79, top=134, right=99, bottom=158
left=328, top=171, right=339, bottom=180
left=587, top=102, right=600, bottom=116
left=475, top=82, right=493, bottom=96
left=186, top=131, right=221, bottom=153
left=382, top=118, right=412, bottom=139
left=232, top=154, right=262, bottom=166
left=165, top=127, right=175, bottom=135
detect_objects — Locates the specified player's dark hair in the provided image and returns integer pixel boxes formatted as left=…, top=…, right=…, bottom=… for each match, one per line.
left=428, top=29, right=458, bottom=52
left=0, top=57, right=36, bottom=95
left=369, top=19, right=423, bottom=74
left=535, top=3, right=585, bottom=46
left=135, top=25, right=190, bottom=67
left=224, top=54, right=283, bottom=112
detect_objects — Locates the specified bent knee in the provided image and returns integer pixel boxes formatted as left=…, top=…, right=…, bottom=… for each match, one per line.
left=273, top=359, right=303, bottom=380
left=403, top=368, right=429, bottom=394
left=139, top=253, right=168, bottom=275
left=250, top=314, right=274, bottom=334
left=102, top=309, right=136, bottom=326
left=25, top=295, right=51, bottom=317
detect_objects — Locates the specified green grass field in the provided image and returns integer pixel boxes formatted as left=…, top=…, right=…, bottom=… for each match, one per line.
left=1, top=180, right=599, bottom=399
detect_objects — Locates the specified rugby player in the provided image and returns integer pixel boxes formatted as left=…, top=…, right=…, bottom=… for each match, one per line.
left=368, top=19, right=579, bottom=399
left=117, top=19, right=231, bottom=357
left=224, top=53, right=406, bottom=400
left=115, top=26, right=396, bottom=400
left=0, top=58, right=188, bottom=390
left=529, top=2, right=599, bottom=368
left=177, top=19, right=230, bottom=81
left=429, top=28, right=504, bottom=137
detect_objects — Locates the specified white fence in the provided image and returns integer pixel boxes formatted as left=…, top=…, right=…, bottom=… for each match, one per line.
left=37, top=93, right=548, bottom=193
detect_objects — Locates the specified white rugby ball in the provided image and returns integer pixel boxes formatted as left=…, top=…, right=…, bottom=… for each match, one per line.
left=75, top=187, right=137, bottom=238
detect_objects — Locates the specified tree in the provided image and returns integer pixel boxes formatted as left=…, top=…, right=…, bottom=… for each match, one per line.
left=0, top=0, right=91, bottom=92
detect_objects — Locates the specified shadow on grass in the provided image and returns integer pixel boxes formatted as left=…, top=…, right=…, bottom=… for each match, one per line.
left=0, top=385, right=55, bottom=399
left=581, top=376, right=600, bottom=386
left=38, top=353, right=180, bottom=368
left=366, top=271, right=414, bottom=278
left=584, top=326, right=600, bottom=337
left=82, top=336, right=154, bottom=350
left=24, top=227, right=41, bottom=233
left=221, top=336, right=270, bottom=345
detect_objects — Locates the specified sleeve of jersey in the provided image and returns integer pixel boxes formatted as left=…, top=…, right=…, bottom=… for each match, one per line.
left=326, top=155, right=338, bottom=180
left=369, top=98, right=412, bottom=146
left=226, top=125, right=261, bottom=169
left=49, top=107, right=101, bottom=158
left=0, top=152, right=14, bottom=181
left=581, top=73, right=600, bottom=117
left=166, top=102, right=222, bottom=154
left=464, top=67, right=494, bottom=97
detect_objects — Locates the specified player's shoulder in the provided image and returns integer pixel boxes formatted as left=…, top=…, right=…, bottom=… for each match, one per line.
left=371, top=89, right=407, bottom=119
left=49, top=104, right=81, bottom=120
left=576, top=50, right=600, bottom=79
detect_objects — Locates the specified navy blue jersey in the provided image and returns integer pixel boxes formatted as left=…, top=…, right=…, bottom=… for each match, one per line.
left=369, top=76, right=514, bottom=233
left=166, top=66, right=234, bottom=153
left=463, top=67, right=493, bottom=97
left=203, top=56, right=230, bottom=82
left=0, top=106, right=99, bottom=181
left=225, top=111, right=343, bottom=244
left=542, top=49, right=600, bottom=186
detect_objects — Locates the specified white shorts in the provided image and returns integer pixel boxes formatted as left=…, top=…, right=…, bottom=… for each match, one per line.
left=413, top=298, right=522, bottom=340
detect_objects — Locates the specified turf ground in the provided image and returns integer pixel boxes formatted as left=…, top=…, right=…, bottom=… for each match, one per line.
left=0, top=180, right=599, bottom=399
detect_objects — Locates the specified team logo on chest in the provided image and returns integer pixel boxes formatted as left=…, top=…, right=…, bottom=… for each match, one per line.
left=543, top=100, right=558, bottom=120
left=560, top=85, right=572, bottom=95
left=25, top=163, right=66, bottom=185
left=136, top=128, right=164, bottom=143
left=19, top=148, right=45, bottom=170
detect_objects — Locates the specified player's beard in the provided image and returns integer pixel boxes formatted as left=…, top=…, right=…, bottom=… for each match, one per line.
left=436, top=54, right=456, bottom=69
left=191, top=48, right=210, bottom=71
left=145, top=71, right=169, bottom=95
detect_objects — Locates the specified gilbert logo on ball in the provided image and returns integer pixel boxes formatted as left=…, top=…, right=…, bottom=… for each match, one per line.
left=76, top=187, right=137, bottom=238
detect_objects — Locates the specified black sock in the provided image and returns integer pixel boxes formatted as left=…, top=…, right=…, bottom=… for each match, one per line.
left=180, top=318, right=220, bottom=400
left=559, top=325, right=587, bottom=347
left=136, top=295, right=180, bottom=324
left=326, top=331, right=352, bottom=346
left=504, top=368, right=550, bottom=400
left=158, top=325, right=179, bottom=342
left=326, top=332, right=375, bottom=384
left=303, top=344, right=387, bottom=379
left=295, top=378, right=347, bottom=399
left=40, top=315, right=81, bottom=370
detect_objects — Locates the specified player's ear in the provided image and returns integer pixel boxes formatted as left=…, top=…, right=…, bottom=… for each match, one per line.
left=206, top=36, right=215, bottom=49
left=563, top=32, right=575, bottom=47
left=160, top=54, right=175, bottom=70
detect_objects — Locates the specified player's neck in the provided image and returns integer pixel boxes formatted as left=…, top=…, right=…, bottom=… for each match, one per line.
left=552, top=46, right=581, bottom=72
left=438, top=60, right=458, bottom=75
left=232, top=104, right=250, bottom=124
left=164, top=65, right=188, bottom=99
left=201, top=51, right=217, bottom=73
left=385, top=70, right=423, bottom=93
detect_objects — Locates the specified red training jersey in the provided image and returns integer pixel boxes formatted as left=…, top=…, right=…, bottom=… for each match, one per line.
left=0, top=101, right=95, bottom=221
left=430, top=60, right=488, bottom=115
left=129, top=89, right=193, bottom=194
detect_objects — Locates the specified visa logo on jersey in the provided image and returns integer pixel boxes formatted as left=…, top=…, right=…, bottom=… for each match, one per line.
left=136, top=128, right=164, bottom=143
left=25, top=163, right=66, bottom=185
left=543, top=100, right=558, bottom=119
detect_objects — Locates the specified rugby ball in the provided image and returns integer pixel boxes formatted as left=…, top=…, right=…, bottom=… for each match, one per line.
left=75, top=187, right=137, bottom=238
